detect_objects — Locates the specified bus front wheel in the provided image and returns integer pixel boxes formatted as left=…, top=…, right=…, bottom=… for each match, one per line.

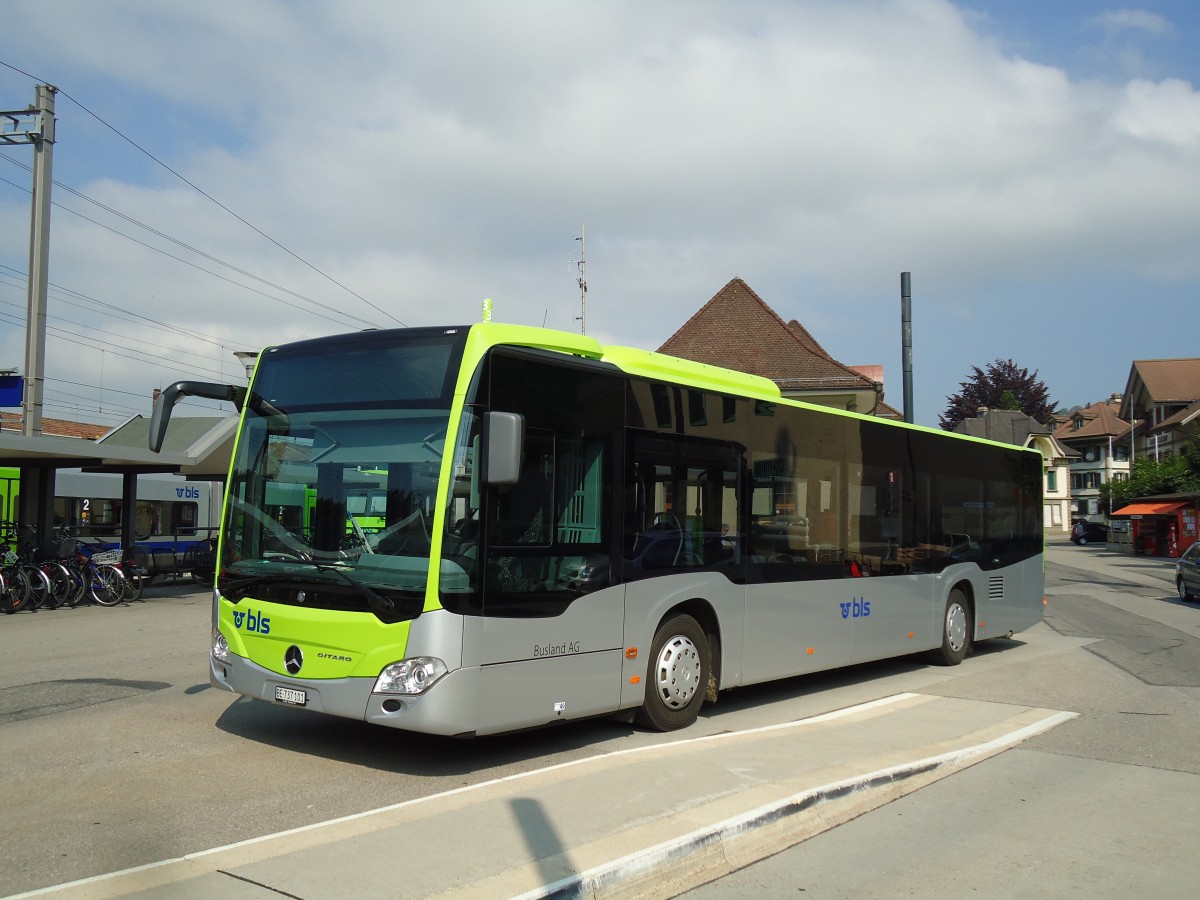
left=929, top=588, right=971, bottom=666
left=636, top=614, right=710, bottom=731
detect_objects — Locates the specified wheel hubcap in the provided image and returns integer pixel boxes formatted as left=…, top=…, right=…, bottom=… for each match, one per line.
left=946, top=602, right=968, bottom=652
left=653, top=634, right=701, bottom=709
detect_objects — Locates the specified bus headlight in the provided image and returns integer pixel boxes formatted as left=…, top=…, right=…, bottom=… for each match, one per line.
left=212, top=629, right=232, bottom=664
left=373, top=657, right=447, bottom=695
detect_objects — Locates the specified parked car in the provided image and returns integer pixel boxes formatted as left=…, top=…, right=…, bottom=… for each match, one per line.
left=1070, top=521, right=1109, bottom=545
left=1176, top=541, right=1200, bottom=602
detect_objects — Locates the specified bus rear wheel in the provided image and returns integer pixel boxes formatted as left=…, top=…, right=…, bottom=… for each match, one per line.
left=636, top=614, right=710, bottom=731
left=928, top=588, right=971, bottom=666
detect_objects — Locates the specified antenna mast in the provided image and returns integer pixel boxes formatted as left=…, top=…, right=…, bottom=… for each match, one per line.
left=573, top=225, right=587, bottom=334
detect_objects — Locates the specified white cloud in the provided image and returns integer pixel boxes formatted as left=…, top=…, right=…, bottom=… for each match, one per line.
left=1113, top=77, right=1200, bottom=146
left=1089, top=9, right=1172, bottom=37
left=1, top=0, right=1198, bottom=427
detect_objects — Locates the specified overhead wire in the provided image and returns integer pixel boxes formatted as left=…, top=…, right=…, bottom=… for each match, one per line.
left=51, top=87, right=406, bottom=327
left=0, top=163, right=379, bottom=331
left=0, top=57, right=404, bottom=328
left=0, top=303, right=235, bottom=382
left=0, top=262, right=235, bottom=349
left=0, top=58, right=405, bottom=420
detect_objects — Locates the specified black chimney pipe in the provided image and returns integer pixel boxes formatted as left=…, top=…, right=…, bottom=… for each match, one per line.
left=901, top=272, right=913, bottom=424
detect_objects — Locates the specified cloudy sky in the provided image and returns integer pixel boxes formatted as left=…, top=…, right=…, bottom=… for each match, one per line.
left=1, top=0, right=1197, bottom=429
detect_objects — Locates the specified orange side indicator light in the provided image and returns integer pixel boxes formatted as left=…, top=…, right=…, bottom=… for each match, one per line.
left=907, top=632, right=915, bottom=639
left=1043, top=595, right=1049, bottom=606
left=629, top=675, right=641, bottom=685
left=978, top=620, right=985, bottom=629
left=625, top=647, right=638, bottom=659
left=806, top=648, right=815, bottom=655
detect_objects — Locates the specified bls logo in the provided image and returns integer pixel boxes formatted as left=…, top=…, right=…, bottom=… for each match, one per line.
left=839, top=598, right=872, bottom=619
left=232, top=610, right=271, bottom=634
left=175, top=486, right=200, bottom=499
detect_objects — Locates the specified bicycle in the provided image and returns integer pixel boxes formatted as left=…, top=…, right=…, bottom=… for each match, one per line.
left=1, top=524, right=53, bottom=613
left=37, top=537, right=78, bottom=609
left=71, top=542, right=130, bottom=606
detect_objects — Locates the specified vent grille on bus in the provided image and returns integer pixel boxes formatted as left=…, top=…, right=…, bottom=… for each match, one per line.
left=988, top=576, right=1005, bottom=602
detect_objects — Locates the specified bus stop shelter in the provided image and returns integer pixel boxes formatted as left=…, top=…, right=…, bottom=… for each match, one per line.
left=0, top=415, right=235, bottom=560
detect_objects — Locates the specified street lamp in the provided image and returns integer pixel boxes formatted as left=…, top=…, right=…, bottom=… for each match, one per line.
left=233, top=351, right=259, bottom=382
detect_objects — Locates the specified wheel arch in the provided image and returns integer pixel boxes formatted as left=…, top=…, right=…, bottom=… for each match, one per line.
left=949, top=578, right=976, bottom=623
left=657, top=597, right=722, bottom=696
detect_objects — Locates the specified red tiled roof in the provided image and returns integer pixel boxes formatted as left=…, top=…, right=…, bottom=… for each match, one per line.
left=784, top=319, right=833, bottom=360
left=0, top=412, right=108, bottom=440
left=1051, top=400, right=1133, bottom=442
left=658, top=278, right=875, bottom=391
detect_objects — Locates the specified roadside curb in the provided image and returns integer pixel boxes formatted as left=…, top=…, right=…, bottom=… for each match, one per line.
left=506, top=708, right=1077, bottom=900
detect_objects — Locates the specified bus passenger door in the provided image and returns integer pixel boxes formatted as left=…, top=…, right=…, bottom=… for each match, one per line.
left=471, top=356, right=627, bottom=734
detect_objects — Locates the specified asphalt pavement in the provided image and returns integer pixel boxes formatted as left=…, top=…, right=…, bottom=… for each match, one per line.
left=8, top=536, right=1183, bottom=900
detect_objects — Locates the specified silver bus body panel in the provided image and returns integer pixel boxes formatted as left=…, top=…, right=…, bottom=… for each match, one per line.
left=463, top=583, right=625, bottom=733
left=469, top=588, right=624, bottom=667
left=839, top=573, right=937, bottom=668
left=404, top=606, right=465, bottom=672
left=742, top=578, right=854, bottom=685
left=475, top=650, right=624, bottom=735
left=960, top=555, right=1045, bottom=640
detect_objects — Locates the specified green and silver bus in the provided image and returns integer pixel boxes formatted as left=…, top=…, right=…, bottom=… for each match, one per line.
left=151, top=322, right=1044, bottom=737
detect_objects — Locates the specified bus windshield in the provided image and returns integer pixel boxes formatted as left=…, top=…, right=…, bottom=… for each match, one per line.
left=218, top=328, right=468, bottom=620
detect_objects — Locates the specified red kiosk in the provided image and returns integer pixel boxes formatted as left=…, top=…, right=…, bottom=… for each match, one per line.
left=1111, top=498, right=1199, bottom=558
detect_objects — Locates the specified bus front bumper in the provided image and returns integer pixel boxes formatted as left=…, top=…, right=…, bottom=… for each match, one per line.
left=210, top=653, right=482, bottom=737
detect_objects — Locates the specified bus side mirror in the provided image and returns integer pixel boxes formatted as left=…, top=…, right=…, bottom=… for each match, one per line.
left=149, top=381, right=246, bottom=453
left=484, top=411, right=524, bottom=486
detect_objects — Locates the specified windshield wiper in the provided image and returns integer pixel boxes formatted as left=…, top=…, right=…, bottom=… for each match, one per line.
left=220, top=559, right=412, bottom=620
left=307, top=561, right=399, bottom=616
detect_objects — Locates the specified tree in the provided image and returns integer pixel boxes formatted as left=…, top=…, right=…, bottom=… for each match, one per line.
left=939, top=358, right=1054, bottom=431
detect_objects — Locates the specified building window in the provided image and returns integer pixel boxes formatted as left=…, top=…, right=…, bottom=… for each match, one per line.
left=1046, top=470, right=1057, bottom=492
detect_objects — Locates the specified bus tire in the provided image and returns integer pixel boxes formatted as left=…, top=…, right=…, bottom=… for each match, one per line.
left=636, top=614, right=710, bottom=731
left=929, top=588, right=971, bottom=666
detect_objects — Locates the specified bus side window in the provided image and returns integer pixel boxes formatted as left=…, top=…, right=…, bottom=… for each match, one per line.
left=172, top=501, right=198, bottom=535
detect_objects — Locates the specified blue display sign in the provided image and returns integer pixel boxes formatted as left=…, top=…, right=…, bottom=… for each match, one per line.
left=0, top=375, right=24, bottom=408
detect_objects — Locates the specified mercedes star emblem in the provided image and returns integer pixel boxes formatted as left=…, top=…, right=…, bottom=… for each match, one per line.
left=284, top=645, right=304, bottom=675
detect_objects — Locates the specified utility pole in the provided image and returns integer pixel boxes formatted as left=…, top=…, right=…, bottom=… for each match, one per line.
left=573, top=225, right=587, bottom=334
left=1, top=83, right=57, bottom=436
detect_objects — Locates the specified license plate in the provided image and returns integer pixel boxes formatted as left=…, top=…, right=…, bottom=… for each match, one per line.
left=274, top=686, right=307, bottom=706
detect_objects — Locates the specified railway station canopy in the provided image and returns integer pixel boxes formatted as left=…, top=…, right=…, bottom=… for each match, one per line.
left=0, top=414, right=236, bottom=478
